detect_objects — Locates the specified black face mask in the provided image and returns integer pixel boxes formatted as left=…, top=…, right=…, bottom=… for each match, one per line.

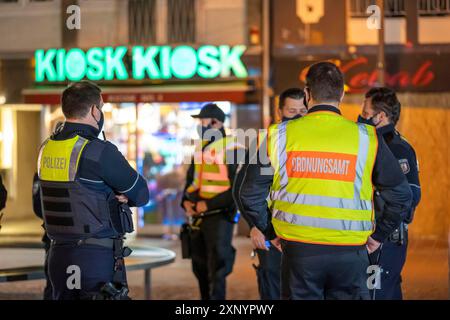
left=92, top=106, right=105, bottom=137
left=282, top=114, right=302, bottom=122
left=357, top=114, right=378, bottom=127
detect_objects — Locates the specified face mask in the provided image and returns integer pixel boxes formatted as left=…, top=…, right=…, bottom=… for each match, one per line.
left=92, top=106, right=105, bottom=138
left=196, top=124, right=212, bottom=139
left=282, top=114, right=302, bottom=122
left=357, top=114, right=379, bottom=127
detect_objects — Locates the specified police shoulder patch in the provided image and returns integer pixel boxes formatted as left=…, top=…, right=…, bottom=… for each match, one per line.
left=398, top=159, right=410, bottom=174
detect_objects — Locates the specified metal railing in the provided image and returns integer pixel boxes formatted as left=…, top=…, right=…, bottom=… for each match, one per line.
left=129, top=0, right=157, bottom=45
left=418, top=0, right=450, bottom=16
left=349, top=0, right=406, bottom=17
left=167, top=0, right=196, bottom=43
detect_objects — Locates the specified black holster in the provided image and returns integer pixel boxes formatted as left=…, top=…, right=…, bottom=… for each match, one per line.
left=81, top=237, right=132, bottom=300
left=180, top=223, right=192, bottom=259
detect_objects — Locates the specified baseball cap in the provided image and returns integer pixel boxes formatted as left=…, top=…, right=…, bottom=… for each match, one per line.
left=191, top=103, right=226, bottom=123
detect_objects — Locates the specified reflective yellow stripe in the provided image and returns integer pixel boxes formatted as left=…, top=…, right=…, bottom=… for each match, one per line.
left=38, top=136, right=88, bottom=182
left=272, top=209, right=373, bottom=232
left=272, top=218, right=372, bottom=246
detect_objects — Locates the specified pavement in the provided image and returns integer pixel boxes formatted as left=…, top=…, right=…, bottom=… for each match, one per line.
left=0, top=219, right=448, bottom=300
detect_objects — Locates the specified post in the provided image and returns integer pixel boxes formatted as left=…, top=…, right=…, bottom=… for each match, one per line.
left=61, top=0, right=79, bottom=49
left=144, top=268, right=151, bottom=300
left=405, top=0, right=418, bottom=45
left=261, top=0, right=271, bottom=128
left=376, top=0, right=385, bottom=86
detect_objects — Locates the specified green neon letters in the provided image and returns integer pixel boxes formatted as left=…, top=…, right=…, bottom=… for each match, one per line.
left=35, top=45, right=248, bottom=82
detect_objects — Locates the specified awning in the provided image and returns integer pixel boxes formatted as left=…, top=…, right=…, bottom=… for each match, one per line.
left=22, top=82, right=253, bottom=104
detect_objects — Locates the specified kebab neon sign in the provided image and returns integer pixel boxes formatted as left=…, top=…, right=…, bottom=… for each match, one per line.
left=35, top=45, right=248, bottom=82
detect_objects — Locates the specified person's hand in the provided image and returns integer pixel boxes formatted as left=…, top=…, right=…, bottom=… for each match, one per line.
left=366, top=236, right=381, bottom=254
left=270, top=237, right=282, bottom=252
left=250, top=227, right=269, bottom=251
left=195, top=201, right=208, bottom=214
left=183, top=200, right=196, bottom=217
left=115, top=194, right=128, bottom=204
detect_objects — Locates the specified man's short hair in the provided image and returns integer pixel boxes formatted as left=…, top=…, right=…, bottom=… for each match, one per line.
left=279, top=88, right=305, bottom=109
left=365, top=87, right=401, bottom=125
left=305, top=62, right=344, bottom=103
left=61, top=81, right=102, bottom=119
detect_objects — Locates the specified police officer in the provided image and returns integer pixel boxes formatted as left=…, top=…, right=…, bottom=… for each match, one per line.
left=37, top=81, right=149, bottom=300
left=32, top=122, right=64, bottom=300
left=32, top=173, right=52, bottom=300
left=234, top=88, right=307, bottom=300
left=238, top=62, right=412, bottom=300
left=359, top=87, right=421, bottom=300
left=182, top=103, right=240, bottom=300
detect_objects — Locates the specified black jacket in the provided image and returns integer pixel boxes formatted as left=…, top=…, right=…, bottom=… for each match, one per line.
left=34, top=122, right=150, bottom=242
left=377, top=123, right=421, bottom=223
left=50, top=122, right=150, bottom=207
left=235, top=105, right=413, bottom=254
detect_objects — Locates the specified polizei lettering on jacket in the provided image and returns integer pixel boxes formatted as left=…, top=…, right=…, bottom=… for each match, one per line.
left=42, top=156, right=67, bottom=170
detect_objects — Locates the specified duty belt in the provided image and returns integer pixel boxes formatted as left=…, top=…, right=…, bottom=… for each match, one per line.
left=51, top=237, right=115, bottom=249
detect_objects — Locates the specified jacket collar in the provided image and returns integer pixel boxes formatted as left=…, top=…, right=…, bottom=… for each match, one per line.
left=54, top=122, right=99, bottom=140
left=308, top=104, right=342, bottom=115
left=376, top=123, right=396, bottom=137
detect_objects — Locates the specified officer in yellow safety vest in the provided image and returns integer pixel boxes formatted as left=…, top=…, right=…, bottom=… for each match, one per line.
left=181, top=103, right=242, bottom=300
left=37, top=81, right=149, bottom=300
left=238, top=62, right=412, bottom=300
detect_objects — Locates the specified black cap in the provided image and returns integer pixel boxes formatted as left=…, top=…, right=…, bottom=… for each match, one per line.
left=191, top=103, right=226, bottom=123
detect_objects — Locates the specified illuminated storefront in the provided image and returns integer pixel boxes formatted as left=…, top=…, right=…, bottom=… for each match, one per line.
left=21, top=45, right=261, bottom=236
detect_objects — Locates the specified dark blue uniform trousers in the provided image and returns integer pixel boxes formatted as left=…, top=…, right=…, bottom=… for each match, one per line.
left=190, top=214, right=236, bottom=300
left=48, top=244, right=115, bottom=300
left=281, top=241, right=371, bottom=300
left=369, top=233, right=408, bottom=300
left=255, top=246, right=282, bottom=300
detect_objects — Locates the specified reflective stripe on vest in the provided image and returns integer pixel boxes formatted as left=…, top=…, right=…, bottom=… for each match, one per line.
left=187, top=136, right=237, bottom=199
left=268, top=113, right=378, bottom=245
left=38, top=136, right=89, bottom=182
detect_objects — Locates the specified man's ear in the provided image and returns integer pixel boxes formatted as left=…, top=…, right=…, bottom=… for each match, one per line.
left=304, top=88, right=310, bottom=102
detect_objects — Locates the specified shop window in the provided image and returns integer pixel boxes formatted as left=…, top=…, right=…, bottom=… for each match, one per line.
left=129, top=0, right=157, bottom=45
left=103, top=102, right=232, bottom=232
left=167, top=0, right=196, bottom=43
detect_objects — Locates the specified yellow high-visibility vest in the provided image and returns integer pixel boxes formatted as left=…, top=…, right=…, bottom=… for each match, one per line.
left=38, top=135, right=89, bottom=182
left=187, top=136, right=240, bottom=199
left=267, top=111, right=378, bottom=246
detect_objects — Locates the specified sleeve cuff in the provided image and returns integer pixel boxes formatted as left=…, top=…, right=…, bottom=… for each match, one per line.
left=371, top=229, right=387, bottom=243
